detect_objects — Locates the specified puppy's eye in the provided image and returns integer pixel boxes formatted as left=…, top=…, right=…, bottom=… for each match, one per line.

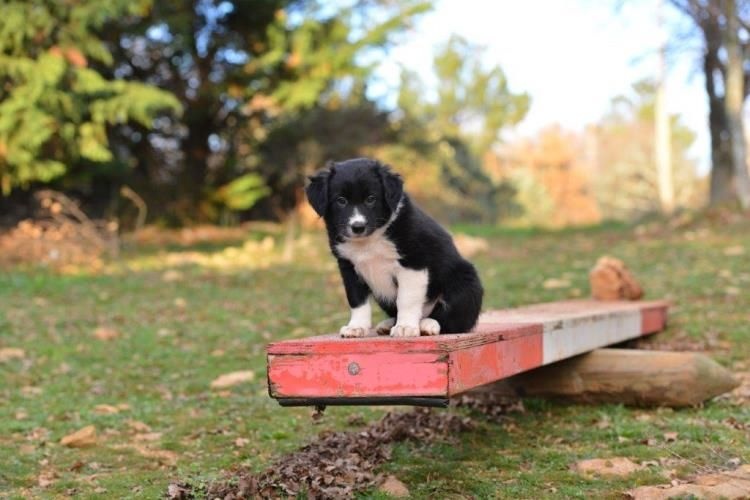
left=336, top=196, right=347, bottom=207
left=365, top=195, right=376, bottom=206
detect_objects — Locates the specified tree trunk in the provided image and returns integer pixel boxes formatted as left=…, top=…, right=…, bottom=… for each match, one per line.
left=723, top=0, right=750, bottom=208
left=180, top=106, right=213, bottom=221
left=702, top=10, right=735, bottom=205
left=655, top=0, right=675, bottom=213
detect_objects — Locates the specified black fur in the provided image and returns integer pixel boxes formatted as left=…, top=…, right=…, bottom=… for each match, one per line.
left=306, top=158, right=483, bottom=334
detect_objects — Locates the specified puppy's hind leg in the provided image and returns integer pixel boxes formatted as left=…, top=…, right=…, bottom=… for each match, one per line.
left=429, top=261, right=483, bottom=334
left=419, top=318, right=440, bottom=336
left=375, top=317, right=395, bottom=335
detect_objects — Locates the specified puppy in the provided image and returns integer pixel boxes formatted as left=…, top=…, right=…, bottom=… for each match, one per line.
left=306, top=158, right=483, bottom=337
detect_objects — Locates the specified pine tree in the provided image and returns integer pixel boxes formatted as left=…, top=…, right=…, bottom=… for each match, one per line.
left=0, top=1, right=181, bottom=196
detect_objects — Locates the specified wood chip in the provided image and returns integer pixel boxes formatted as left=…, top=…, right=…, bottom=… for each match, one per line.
left=60, top=425, right=97, bottom=448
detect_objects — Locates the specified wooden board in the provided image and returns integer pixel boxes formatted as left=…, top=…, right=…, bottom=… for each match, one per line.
left=267, top=299, right=669, bottom=407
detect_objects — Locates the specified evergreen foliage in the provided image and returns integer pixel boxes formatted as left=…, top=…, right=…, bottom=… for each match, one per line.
left=0, top=1, right=181, bottom=195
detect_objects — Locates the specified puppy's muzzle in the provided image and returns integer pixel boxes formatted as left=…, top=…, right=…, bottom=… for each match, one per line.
left=350, top=222, right=366, bottom=235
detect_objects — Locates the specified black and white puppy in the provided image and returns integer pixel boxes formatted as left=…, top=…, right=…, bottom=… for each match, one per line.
left=306, top=158, right=483, bottom=337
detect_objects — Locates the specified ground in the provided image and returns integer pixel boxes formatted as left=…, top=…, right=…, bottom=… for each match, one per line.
left=0, top=212, right=749, bottom=498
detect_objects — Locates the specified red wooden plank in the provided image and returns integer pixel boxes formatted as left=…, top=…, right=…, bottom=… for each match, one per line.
left=448, top=329, right=544, bottom=395
left=266, top=299, right=669, bottom=406
left=268, top=351, right=448, bottom=398
left=641, top=302, right=669, bottom=334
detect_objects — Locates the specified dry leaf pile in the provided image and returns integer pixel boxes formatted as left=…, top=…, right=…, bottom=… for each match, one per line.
left=168, top=408, right=474, bottom=499
left=0, top=191, right=117, bottom=270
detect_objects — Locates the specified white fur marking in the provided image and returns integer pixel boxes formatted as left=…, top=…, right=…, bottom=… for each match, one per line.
left=419, top=318, right=441, bottom=336
left=348, top=208, right=366, bottom=226
left=340, top=301, right=371, bottom=337
left=390, top=268, right=430, bottom=337
left=336, top=231, right=401, bottom=302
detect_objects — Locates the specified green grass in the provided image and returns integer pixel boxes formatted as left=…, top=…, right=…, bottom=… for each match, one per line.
left=1, top=215, right=748, bottom=498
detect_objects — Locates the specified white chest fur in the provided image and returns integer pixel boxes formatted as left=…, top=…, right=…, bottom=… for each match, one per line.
left=336, top=233, right=401, bottom=302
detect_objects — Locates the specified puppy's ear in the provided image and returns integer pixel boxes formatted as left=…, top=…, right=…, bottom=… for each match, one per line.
left=306, top=167, right=332, bottom=217
left=376, top=162, right=403, bottom=212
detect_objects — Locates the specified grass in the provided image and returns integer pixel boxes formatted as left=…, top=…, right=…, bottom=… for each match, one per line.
left=0, top=213, right=748, bottom=498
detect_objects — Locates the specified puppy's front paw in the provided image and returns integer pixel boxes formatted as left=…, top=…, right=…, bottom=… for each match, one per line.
left=340, top=325, right=369, bottom=338
left=419, top=318, right=441, bottom=336
left=389, top=324, right=420, bottom=337
left=375, top=317, right=396, bottom=335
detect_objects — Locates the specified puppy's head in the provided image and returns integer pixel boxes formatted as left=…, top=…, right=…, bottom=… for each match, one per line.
left=306, top=158, right=403, bottom=240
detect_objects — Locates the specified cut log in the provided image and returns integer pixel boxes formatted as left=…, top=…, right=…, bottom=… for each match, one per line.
left=472, top=348, right=739, bottom=407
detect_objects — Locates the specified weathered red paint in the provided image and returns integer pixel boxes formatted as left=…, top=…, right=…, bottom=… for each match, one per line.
left=267, top=299, right=669, bottom=404
left=640, top=302, right=669, bottom=335
left=448, top=329, right=544, bottom=395
left=268, top=352, right=448, bottom=397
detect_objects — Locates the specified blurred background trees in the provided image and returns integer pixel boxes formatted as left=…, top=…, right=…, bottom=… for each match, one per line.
left=1, top=0, right=748, bottom=229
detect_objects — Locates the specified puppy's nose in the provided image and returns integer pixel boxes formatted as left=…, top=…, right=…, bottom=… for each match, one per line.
left=350, top=222, right=366, bottom=235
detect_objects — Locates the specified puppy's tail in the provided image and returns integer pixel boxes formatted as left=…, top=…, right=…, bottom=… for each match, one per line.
left=429, top=260, right=483, bottom=334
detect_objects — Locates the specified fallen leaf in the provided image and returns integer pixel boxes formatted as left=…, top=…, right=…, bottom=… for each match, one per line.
left=167, top=482, right=191, bottom=499
left=19, top=444, right=36, bottom=454
left=543, top=278, right=570, bottom=289
left=134, top=432, right=163, bottom=442
left=234, top=437, right=250, bottom=447
left=114, top=444, right=178, bottom=466
left=174, top=297, right=187, bottom=308
left=574, top=457, right=642, bottom=477
left=663, top=432, right=678, bottom=442
left=127, top=420, right=152, bottom=433
left=69, top=460, right=85, bottom=472
left=94, top=404, right=120, bottom=415
left=37, top=470, right=58, bottom=488
left=628, top=464, right=750, bottom=499
left=723, top=245, right=745, bottom=256
left=453, top=233, right=489, bottom=258
left=117, top=403, right=131, bottom=411
left=0, top=347, right=26, bottom=362
left=378, top=475, right=410, bottom=498
left=93, top=327, right=120, bottom=341
left=60, top=425, right=97, bottom=448
left=15, top=410, right=28, bottom=420
left=20, top=386, right=42, bottom=397
left=28, top=427, right=50, bottom=441
left=210, top=370, right=255, bottom=389
left=161, top=270, right=184, bottom=282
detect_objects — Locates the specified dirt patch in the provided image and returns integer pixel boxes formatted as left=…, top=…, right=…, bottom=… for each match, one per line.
left=168, top=408, right=476, bottom=499
left=627, top=464, right=750, bottom=499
